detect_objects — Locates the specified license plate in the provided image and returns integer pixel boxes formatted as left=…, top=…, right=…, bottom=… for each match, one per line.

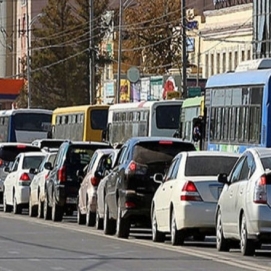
left=66, top=197, right=77, bottom=204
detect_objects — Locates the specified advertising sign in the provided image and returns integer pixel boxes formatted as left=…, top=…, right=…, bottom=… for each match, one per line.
left=104, top=81, right=115, bottom=104
left=120, top=79, right=130, bottom=103
left=150, top=76, right=163, bottom=100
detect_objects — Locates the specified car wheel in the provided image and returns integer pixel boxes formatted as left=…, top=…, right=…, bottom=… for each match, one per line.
left=240, top=214, right=255, bottom=256
left=116, top=198, right=130, bottom=239
left=95, top=211, right=103, bottom=230
left=3, top=193, right=12, bottom=213
left=52, top=192, right=63, bottom=222
left=13, top=195, right=22, bottom=215
left=77, top=204, right=86, bottom=225
left=171, top=209, right=184, bottom=246
left=103, top=202, right=116, bottom=235
left=152, top=210, right=165, bottom=243
left=43, top=194, right=52, bottom=220
left=29, top=195, right=38, bottom=217
left=216, top=210, right=229, bottom=252
left=86, top=201, right=96, bottom=227
left=37, top=197, right=44, bottom=219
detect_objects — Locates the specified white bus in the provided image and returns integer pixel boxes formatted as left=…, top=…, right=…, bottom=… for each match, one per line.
left=0, top=108, right=52, bottom=143
left=106, top=100, right=183, bottom=146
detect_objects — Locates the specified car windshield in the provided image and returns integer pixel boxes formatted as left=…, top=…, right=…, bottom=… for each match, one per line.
left=23, top=156, right=45, bottom=169
left=185, top=156, right=238, bottom=176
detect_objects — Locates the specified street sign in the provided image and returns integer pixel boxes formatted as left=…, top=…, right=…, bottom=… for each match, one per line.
left=188, top=87, right=201, bottom=98
left=127, top=67, right=140, bottom=83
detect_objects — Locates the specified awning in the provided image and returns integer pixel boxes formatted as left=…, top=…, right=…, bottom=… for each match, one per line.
left=0, top=79, right=24, bottom=99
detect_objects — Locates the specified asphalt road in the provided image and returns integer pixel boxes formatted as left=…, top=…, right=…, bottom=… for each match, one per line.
left=0, top=211, right=270, bottom=271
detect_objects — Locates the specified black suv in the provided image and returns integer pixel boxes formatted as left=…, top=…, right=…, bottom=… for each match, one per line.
left=103, top=137, right=196, bottom=238
left=44, top=140, right=111, bottom=222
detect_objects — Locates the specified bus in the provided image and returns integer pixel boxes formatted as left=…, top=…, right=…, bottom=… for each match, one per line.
left=105, top=100, right=183, bottom=146
left=204, top=58, right=271, bottom=153
left=51, top=104, right=109, bottom=142
left=0, top=108, right=52, bottom=143
left=180, top=96, right=205, bottom=149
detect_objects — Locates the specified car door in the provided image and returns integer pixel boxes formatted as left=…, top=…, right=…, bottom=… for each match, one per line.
left=220, top=156, right=246, bottom=236
left=31, top=159, right=45, bottom=205
left=5, top=156, right=20, bottom=204
left=155, top=157, right=181, bottom=230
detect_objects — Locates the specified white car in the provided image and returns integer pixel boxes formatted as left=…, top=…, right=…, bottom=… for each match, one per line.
left=77, top=148, right=115, bottom=227
left=216, top=147, right=271, bottom=256
left=3, top=151, right=46, bottom=214
left=29, top=152, right=57, bottom=218
left=151, top=151, right=239, bottom=245
left=96, top=149, right=119, bottom=229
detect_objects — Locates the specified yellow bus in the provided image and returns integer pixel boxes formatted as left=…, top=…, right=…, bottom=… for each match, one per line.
left=51, top=104, right=109, bottom=142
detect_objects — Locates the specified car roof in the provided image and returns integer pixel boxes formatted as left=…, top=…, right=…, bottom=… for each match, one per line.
left=21, top=152, right=46, bottom=157
left=247, top=147, right=271, bottom=158
left=94, top=148, right=115, bottom=155
left=125, top=137, right=195, bottom=145
left=63, top=140, right=111, bottom=146
left=186, top=151, right=240, bottom=157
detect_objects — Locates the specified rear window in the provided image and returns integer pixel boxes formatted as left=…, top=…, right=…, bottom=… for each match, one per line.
left=185, top=156, right=238, bottom=176
left=132, top=141, right=195, bottom=164
left=33, top=140, right=64, bottom=149
left=91, top=109, right=108, bottom=130
left=261, top=157, right=271, bottom=171
left=0, top=145, right=41, bottom=161
left=23, top=156, right=45, bottom=169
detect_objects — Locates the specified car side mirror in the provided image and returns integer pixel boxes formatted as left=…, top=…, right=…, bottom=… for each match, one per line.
left=218, top=173, right=228, bottom=184
left=153, top=173, right=164, bottom=184
left=44, top=162, right=53, bottom=170
left=3, top=166, right=10, bottom=173
left=29, top=168, right=38, bottom=174
left=94, top=170, right=104, bottom=179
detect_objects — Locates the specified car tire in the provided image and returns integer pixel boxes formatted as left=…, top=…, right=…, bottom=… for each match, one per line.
left=13, top=195, right=22, bottom=215
left=216, top=210, right=230, bottom=252
left=77, top=204, right=86, bottom=225
left=152, top=210, right=165, bottom=243
left=37, top=197, right=44, bottom=219
left=52, top=192, right=63, bottom=222
left=103, top=202, right=116, bottom=235
left=86, top=202, right=96, bottom=227
left=95, top=211, right=103, bottom=230
left=240, top=214, right=255, bottom=256
left=116, top=198, right=130, bottom=239
left=171, top=209, right=185, bottom=246
left=43, top=194, right=52, bottom=220
left=3, top=193, right=12, bottom=213
left=29, top=195, right=38, bottom=217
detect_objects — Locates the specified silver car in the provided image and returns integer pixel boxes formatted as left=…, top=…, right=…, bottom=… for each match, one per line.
left=216, top=147, right=271, bottom=256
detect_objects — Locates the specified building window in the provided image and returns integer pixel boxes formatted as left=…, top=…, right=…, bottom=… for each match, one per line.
left=216, top=53, right=220, bottom=74
left=234, top=51, right=238, bottom=69
left=211, top=54, right=214, bottom=75
left=229, top=52, right=232, bottom=71
left=205, top=54, right=209, bottom=77
left=222, top=53, right=226, bottom=73
left=247, top=50, right=251, bottom=60
left=105, top=64, right=110, bottom=80
left=242, top=50, right=245, bottom=61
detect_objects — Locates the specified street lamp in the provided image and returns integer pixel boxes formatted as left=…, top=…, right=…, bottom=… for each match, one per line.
left=26, top=0, right=44, bottom=108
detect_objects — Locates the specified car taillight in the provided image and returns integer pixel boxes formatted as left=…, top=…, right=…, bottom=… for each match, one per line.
left=159, top=140, right=173, bottom=145
left=90, top=176, right=99, bottom=186
left=254, top=176, right=267, bottom=204
left=127, top=160, right=147, bottom=175
left=45, top=174, right=49, bottom=180
left=125, top=201, right=136, bottom=208
left=180, top=181, right=202, bottom=201
left=57, top=166, right=66, bottom=182
left=20, top=173, right=30, bottom=181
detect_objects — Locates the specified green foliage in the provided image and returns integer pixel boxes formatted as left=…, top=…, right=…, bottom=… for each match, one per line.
left=124, top=0, right=183, bottom=75
left=17, top=0, right=111, bottom=109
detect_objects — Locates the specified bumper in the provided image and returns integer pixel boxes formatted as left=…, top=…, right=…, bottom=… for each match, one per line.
left=16, top=186, right=30, bottom=205
left=54, top=185, right=78, bottom=208
left=175, top=201, right=217, bottom=231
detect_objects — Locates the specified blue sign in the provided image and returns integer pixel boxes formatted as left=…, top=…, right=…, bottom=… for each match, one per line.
left=186, top=21, right=198, bottom=30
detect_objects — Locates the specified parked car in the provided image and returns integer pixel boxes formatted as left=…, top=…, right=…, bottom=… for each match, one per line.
left=3, top=151, right=46, bottom=214
left=44, top=140, right=111, bottom=222
left=96, top=149, right=119, bottom=229
left=77, top=148, right=116, bottom=226
left=103, top=137, right=196, bottom=238
left=216, top=147, right=271, bottom=256
left=151, top=151, right=239, bottom=246
left=29, top=151, right=57, bottom=217
left=0, top=143, right=41, bottom=204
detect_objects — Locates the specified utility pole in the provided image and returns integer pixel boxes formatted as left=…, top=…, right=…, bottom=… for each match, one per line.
left=181, top=0, right=187, bottom=99
left=116, top=0, right=123, bottom=104
left=26, top=0, right=31, bottom=108
left=196, top=33, right=201, bottom=87
left=89, top=0, right=95, bottom=104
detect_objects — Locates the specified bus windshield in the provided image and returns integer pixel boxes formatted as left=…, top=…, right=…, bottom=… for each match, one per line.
left=14, top=113, right=52, bottom=131
left=91, top=109, right=108, bottom=130
left=156, top=105, right=181, bottom=129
